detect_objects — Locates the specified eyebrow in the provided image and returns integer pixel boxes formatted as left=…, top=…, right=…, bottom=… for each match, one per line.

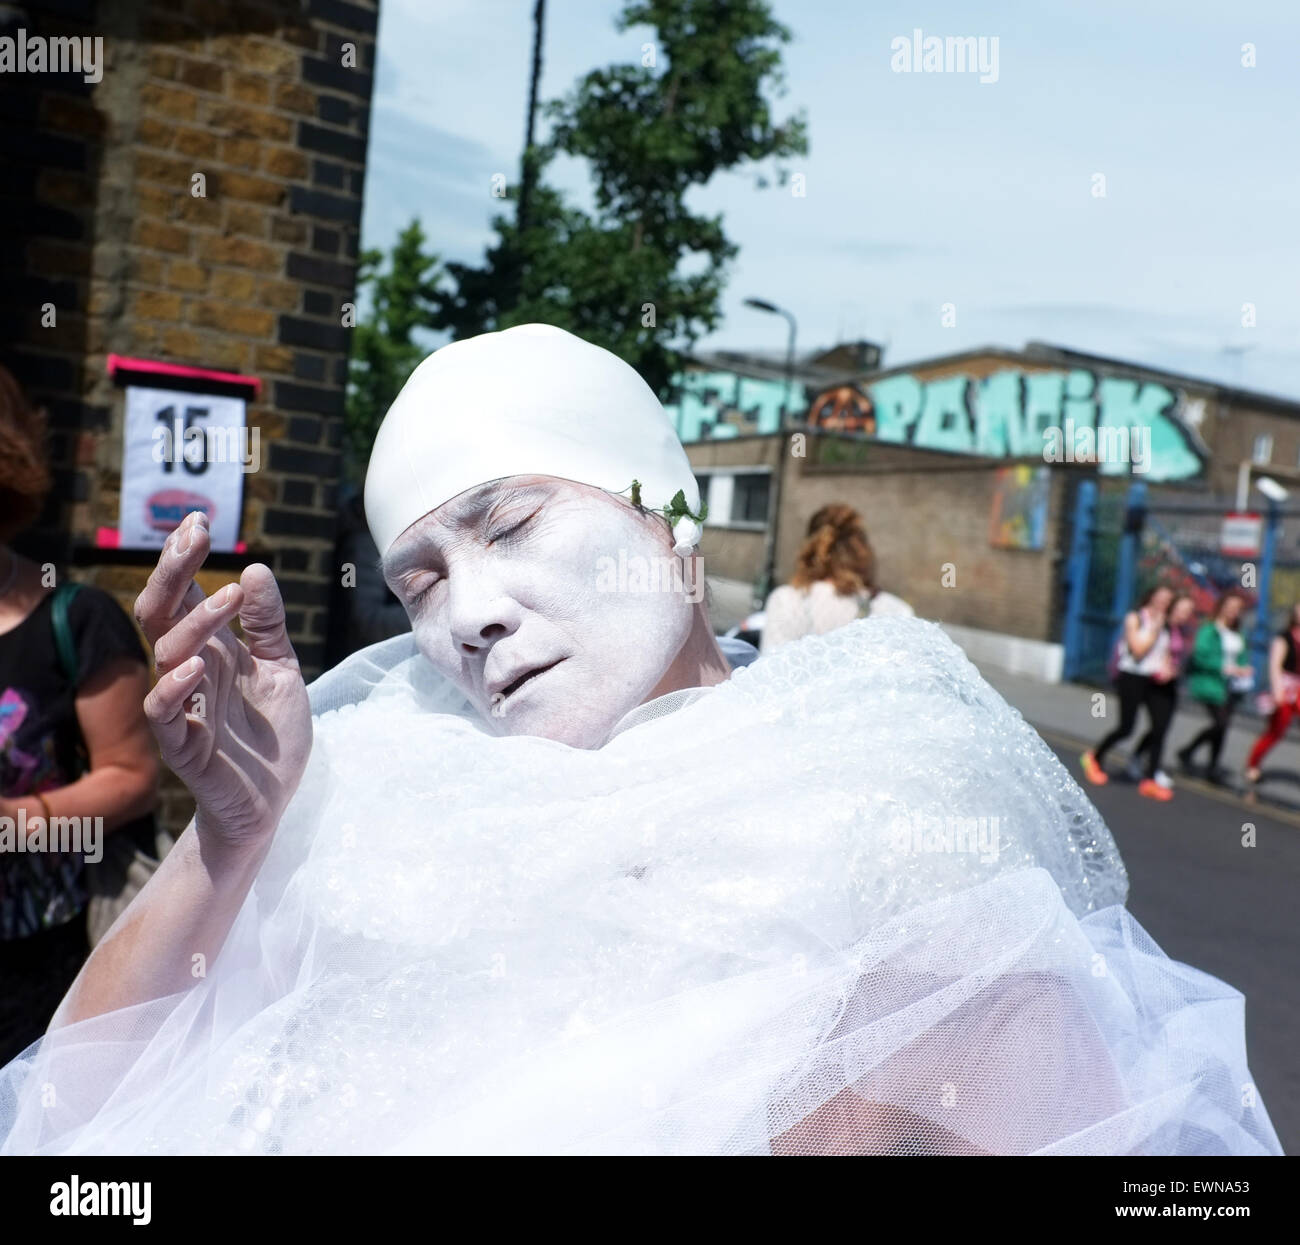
left=379, top=479, right=540, bottom=581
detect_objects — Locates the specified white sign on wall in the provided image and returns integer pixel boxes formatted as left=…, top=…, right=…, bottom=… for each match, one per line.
left=118, top=385, right=248, bottom=552
left=1219, top=512, right=1263, bottom=558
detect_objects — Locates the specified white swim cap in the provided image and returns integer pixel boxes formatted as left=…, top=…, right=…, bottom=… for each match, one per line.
left=364, top=324, right=702, bottom=556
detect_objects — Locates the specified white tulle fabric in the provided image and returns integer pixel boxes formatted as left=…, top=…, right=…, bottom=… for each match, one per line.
left=0, top=619, right=1282, bottom=1154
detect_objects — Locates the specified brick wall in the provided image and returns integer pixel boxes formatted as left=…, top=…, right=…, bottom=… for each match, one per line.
left=688, top=434, right=1075, bottom=643
left=1, top=0, right=379, bottom=831
left=782, top=441, right=1072, bottom=641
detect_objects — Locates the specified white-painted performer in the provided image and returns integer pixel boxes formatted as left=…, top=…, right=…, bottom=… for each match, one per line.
left=0, top=326, right=1281, bottom=1155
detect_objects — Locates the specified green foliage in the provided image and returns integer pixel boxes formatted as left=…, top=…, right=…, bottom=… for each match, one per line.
left=344, top=220, right=442, bottom=481
left=433, top=0, right=807, bottom=400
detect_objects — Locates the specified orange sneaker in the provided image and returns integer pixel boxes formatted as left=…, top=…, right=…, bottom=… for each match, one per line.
left=1138, top=778, right=1173, bottom=801
left=1080, top=752, right=1108, bottom=785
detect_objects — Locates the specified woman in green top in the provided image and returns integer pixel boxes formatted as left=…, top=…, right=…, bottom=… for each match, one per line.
left=1177, top=592, right=1253, bottom=783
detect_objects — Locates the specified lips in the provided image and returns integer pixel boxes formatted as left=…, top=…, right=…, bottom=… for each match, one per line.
left=486, top=658, right=565, bottom=702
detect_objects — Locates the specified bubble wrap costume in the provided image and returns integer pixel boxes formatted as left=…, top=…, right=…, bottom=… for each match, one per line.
left=0, top=618, right=1282, bottom=1154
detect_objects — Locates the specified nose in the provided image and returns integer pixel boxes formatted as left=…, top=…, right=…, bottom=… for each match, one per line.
left=445, top=568, right=523, bottom=655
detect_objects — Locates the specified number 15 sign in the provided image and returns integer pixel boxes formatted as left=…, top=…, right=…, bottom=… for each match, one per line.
left=118, top=384, right=251, bottom=552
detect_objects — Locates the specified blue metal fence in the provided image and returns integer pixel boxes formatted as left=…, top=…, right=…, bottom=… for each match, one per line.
left=1062, top=481, right=1281, bottom=687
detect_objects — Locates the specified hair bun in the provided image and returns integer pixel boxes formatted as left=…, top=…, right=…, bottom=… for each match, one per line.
left=808, top=502, right=864, bottom=540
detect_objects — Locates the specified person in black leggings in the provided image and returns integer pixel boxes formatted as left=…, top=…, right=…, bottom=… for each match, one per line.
left=1082, top=587, right=1191, bottom=801
left=1130, top=593, right=1197, bottom=785
left=1177, top=592, right=1252, bottom=783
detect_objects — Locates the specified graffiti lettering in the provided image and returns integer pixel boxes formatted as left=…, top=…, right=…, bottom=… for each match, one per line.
left=867, top=368, right=1202, bottom=480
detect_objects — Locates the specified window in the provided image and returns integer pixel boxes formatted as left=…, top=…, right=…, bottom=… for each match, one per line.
left=694, top=473, right=712, bottom=518
left=731, top=473, right=771, bottom=524
left=1253, top=434, right=1273, bottom=464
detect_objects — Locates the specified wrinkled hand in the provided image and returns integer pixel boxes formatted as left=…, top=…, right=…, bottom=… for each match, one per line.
left=135, top=510, right=312, bottom=852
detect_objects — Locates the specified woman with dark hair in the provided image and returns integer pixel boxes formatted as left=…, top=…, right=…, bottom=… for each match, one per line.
left=0, top=364, right=161, bottom=1064
left=1177, top=592, right=1253, bottom=784
left=1244, top=602, right=1300, bottom=785
left=1081, top=585, right=1187, bottom=800
left=759, top=502, right=912, bottom=653
left=1126, top=592, right=1197, bottom=790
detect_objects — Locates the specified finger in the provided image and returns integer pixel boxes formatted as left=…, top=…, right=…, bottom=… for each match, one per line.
left=133, top=511, right=211, bottom=646
left=152, top=580, right=245, bottom=677
left=236, top=563, right=297, bottom=663
left=143, top=654, right=208, bottom=757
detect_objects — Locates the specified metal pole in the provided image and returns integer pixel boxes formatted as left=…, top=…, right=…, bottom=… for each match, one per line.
left=1111, top=479, right=1147, bottom=631
left=1062, top=479, right=1097, bottom=681
left=781, top=311, right=796, bottom=420
left=1249, top=498, right=1280, bottom=685
left=757, top=312, right=798, bottom=607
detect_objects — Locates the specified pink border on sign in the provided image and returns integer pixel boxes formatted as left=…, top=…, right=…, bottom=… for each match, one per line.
left=95, top=527, right=248, bottom=554
left=106, top=354, right=261, bottom=397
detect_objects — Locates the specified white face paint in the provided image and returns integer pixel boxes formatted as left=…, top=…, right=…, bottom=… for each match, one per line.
left=381, top=475, right=697, bottom=749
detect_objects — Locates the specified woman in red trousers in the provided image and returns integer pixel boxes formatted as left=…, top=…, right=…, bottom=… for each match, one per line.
left=1245, top=602, right=1300, bottom=785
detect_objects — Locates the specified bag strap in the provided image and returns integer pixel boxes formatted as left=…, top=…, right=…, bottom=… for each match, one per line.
left=51, top=582, right=93, bottom=781
left=51, top=581, right=85, bottom=688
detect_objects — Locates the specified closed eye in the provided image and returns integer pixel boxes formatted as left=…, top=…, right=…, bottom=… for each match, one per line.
left=487, top=506, right=541, bottom=547
left=404, top=574, right=441, bottom=605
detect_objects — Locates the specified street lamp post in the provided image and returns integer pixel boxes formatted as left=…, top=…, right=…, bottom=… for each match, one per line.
left=743, top=297, right=797, bottom=416
left=743, top=297, right=799, bottom=608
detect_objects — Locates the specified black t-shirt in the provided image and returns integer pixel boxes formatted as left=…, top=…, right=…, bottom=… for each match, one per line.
left=0, top=585, right=151, bottom=939
left=1279, top=629, right=1300, bottom=675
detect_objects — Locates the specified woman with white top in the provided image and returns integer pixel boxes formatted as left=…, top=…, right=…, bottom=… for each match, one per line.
left=760, top=503, right=912, bottom=654
left=1081, top=585, right=1183, bottom=801
left=1177, top=592, right=1253, bottom=784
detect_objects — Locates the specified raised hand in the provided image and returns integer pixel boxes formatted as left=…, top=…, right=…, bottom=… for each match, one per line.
left=135, top=510, right=313, bottom=853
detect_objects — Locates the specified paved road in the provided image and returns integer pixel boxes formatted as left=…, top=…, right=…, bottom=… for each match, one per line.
left=1038, top=729, right=1298, bottom=1155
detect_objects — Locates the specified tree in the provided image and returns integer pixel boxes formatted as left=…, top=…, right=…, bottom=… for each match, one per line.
left=434, top=0, right=807, bottom=399
left=344, top=220, right=442, bottom=482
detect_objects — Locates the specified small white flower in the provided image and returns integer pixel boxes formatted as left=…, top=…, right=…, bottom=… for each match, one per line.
left=672, top=516, right=703, bottom=556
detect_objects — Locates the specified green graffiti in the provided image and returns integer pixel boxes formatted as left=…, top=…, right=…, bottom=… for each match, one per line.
left=867, top=368, right=1203, bottom=480
left=668, top=363, right=1204, bottom=482
left=666, top=370, right=798, bottom=440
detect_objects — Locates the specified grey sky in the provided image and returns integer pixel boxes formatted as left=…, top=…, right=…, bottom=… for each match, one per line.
left=362, top=0, right=1300, bottom=397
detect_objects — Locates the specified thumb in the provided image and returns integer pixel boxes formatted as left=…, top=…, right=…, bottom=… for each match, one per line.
left=237, top=563, right=296, bottom=663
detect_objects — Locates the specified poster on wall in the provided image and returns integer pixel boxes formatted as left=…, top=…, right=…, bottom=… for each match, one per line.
left=989, top=464, right=1049, bottom=550
left=116, top=380, right=250, bottom=553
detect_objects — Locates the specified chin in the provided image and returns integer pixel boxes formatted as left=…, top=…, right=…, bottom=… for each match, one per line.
left=495, top=707, right=614, bottom=750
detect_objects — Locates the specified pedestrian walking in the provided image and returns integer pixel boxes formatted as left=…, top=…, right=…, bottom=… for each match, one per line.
left=1126, top=593, right=1197, bottom=791
left=1081, top=586, right=1187, bottom=801
left=1244, top=602, right=1300, bottom=786
left=1177, top=592, right=1253, bottom=785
